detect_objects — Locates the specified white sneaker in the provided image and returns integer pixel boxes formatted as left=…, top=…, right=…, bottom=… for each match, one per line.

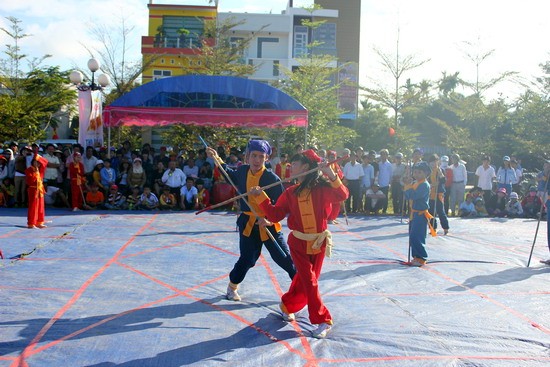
left=226, top=285, right=241, bottom=301
left=312, top=322, right=332, bottom=339
left=279, top=303, right=295, bottom=322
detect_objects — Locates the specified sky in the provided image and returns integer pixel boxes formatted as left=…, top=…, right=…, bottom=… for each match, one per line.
left=1, top=0, right=549, bottom=101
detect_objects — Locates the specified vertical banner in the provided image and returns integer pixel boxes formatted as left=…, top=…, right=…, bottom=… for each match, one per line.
left=338, top=62, right=359, bottom=120
left=78, top=90, right=104, bottom=148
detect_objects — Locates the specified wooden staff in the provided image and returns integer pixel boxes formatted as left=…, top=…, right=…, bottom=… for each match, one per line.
left=199, top=136, right=286, bottom=257
left=196, top=154, right=349, bottom=215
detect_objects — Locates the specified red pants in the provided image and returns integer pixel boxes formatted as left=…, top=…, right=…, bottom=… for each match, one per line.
left=71, top=183, right=84, bottom=209
left=27, top=189, right=45, bottom=227
left=281, top=235, right=332, bottom=325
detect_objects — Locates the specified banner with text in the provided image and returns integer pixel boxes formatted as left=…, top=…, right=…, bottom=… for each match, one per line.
left=78, top=90, right=104, bottom=148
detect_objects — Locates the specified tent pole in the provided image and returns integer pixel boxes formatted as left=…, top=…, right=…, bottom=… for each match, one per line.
left=107, top=125, right=111, bottom=159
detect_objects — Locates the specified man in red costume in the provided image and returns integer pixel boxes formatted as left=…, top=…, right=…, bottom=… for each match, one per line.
left=69, top=152, right=86, bottom=211
left=250, top=149, right=349, bottom=339
left=25, top=153, right=49, bottom=229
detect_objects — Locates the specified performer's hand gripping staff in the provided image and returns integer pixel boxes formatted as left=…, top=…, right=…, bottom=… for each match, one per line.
left=201, top=137, right=287, bottom=257
left=196, top=153, right=349, bottom=215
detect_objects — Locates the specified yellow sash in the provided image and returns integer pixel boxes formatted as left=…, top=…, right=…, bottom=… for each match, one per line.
left=242, top=166, right=281, bottom=240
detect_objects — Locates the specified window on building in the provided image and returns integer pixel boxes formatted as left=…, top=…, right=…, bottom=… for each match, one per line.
left=293, top=26, right=308, bottom=58
left=273, top=60, right=280, bottom=76
left=153, top=70, right=172, bottom=80
left=161, top=16, right=204, bottom=48
left=257, top=37, right=279, bottom=58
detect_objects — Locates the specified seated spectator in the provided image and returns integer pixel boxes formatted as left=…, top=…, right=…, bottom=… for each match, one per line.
left=84, top=183, right=105, bottom=210
left=474, top=197, right=488, bottom=217
left=126, top=186, right=141, bottom=210
left=43, top=181, right=69, bottom=208
left=0, top=177, right=15, bottom=207
left=458, top=194, right=477, bottom=217
left=92, top=160, right=105, bottom=192
left=196, top=179, right=210, bottom=209
left=100, top=159, right=117, bottom=193
left=180, top=177, right=198, bottom=210
left=487, top=187, right=508, bottom=217
left=183, top=158, right=199, bottom=178
left=104, top=184, right=126, bottom=210
left=136, top=186, right=159, bottom=210
left=521, top=186, right=543, bottom=218
left=506, top=192, right=523, bottom=218
left=159, top=186, right=177, bottom=210
left=199, top=161, right=213, bottom=190
left=364, top=183, right=386, bottom=215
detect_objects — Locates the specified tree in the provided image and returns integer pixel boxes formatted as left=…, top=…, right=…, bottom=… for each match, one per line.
left=0, top=18, right=74, bottom=142
left=364, top=26, right=430, bottom=126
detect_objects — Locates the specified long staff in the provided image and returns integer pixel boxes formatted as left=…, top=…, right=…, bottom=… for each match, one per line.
left=199, top=136, right=286, bottom=257
left=196, top=154, right=349, bottom=215
left=526, top=173, right=549, bottom=267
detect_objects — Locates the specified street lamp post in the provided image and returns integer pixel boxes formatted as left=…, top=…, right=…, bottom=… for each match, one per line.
left=69, top=58, right=110, bottom=153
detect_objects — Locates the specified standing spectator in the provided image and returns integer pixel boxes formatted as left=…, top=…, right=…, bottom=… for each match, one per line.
left=69, top=152, right=86, bottom=211
left=441, top=155, right=452, bottom=215
left=25, top=153, right=49, bottom=228
left=0, top=156, right=9, bottom=182
left=449, top=153, right=467, bottom=216
left=162, top=160, right=186, bottom=208
left=14, top=146, right=32, bottom=207
left=475, top=155, right=496, bottom=204
left=43, top=144, right=60, bottom=187
left=510, top=159, right=523, bottom=196
left=360, top=154, right=375, bottom=213
left=117, top=161, right=131, bottom=194
left=427, top=154, right=450, bottom=234
left=496, top=156, right=516, bottom=197
left=275, top=154, right=292, bottom=182
left=376, top=149, right=393, bottom=214
left=82, top=146, right=98, bottom=182
left=4, top=148, right=16, bottom=179
left=183, top=158, right=199, bottom=179
left=343, top=154, right=364, bottom=213
left=536, top=160, right=550, bottom=202
left=391, top=152, right=406, bottom=215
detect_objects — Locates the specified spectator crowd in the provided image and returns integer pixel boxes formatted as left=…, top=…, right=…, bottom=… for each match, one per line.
left=0, top=140, right=548, bottom=222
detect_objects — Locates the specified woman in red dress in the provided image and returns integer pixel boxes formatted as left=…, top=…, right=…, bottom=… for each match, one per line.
left=250, top=149, right=349, bottom=339
left=25, top=154, right=49, bottom=229
left=69, top=152, right=86, bottom=211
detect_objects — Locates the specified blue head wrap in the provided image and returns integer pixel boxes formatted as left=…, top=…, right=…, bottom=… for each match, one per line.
left=247, top=140, right=271, bottom=155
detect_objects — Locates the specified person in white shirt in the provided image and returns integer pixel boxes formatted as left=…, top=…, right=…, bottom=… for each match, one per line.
left=43, top=144, right=60, bottom=186
left=180, top=177, right=199, bottom=210
left=475, top=155, right=496, bottom=204
left=82, top=146, right=98, bottom=181
left=183, top=158, right=199, bottom=178
left=449, top=153, right=468, bottom=216
left=361, top=154, right=375, bottom=213
left=343, top=154, right=364, bottom=213
left=365, top=183, right=387, bottom=215
left=391, top=152, right=406, bottom=215
left=162, top=160, right=186, bottom=207
left=376, top=149, right=393, bottom=214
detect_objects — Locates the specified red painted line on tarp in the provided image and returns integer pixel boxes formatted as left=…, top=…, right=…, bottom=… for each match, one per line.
left=340, top=228, right=550, bottom=335
left=116, top=261, right=311, bottom=361
left=425, top=267, right=550, bottom=334
left=11, top=214, right=158, bottom=367
left=0, top=229, right=22, bottom=238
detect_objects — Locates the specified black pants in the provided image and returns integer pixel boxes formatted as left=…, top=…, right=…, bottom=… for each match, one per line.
left=345, top=179, right=362, bottom=213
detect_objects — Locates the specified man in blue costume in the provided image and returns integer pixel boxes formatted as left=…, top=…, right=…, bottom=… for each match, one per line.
left=206, top=140, right=296, bottom=301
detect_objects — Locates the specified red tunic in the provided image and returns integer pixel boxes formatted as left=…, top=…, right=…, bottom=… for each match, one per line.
left=69, top=162, right=86, bottom=209
left=25, top=155, right=48, bottom=227
left=256, top=177, right=348, bottom=324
